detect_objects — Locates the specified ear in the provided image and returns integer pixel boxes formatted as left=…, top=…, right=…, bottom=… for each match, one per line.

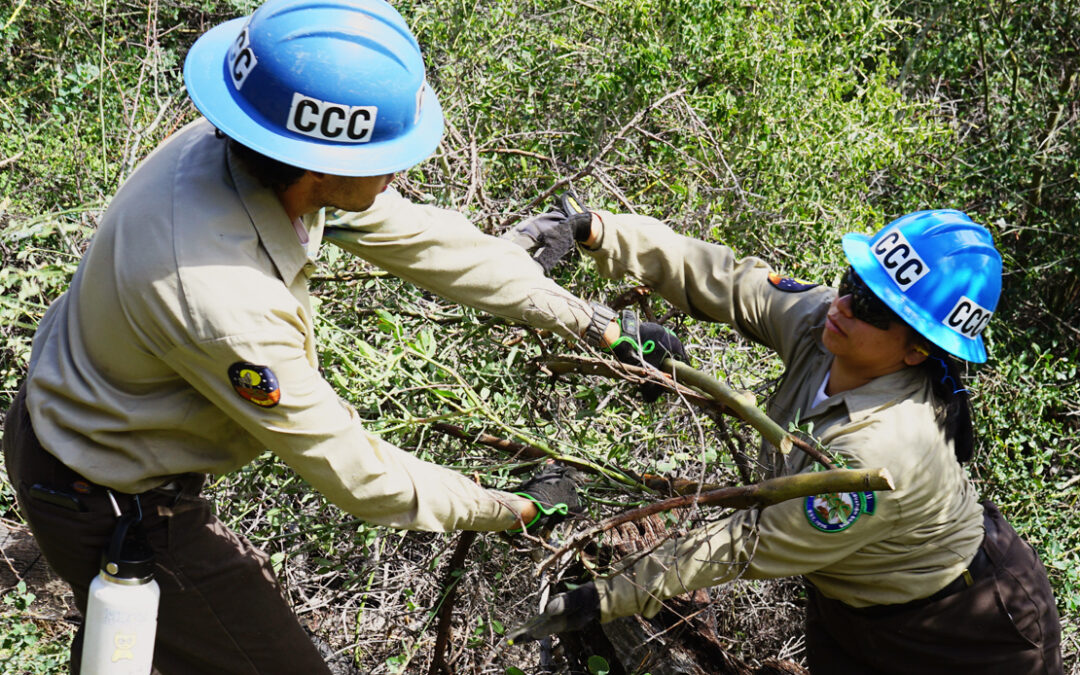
left=904, top=344, right=930, bottom=367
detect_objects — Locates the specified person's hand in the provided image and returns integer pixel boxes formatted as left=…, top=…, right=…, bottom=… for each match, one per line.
left=503, top=193, right=594, bottom=273
left=508, top=465, right=581, bottom=533
left=608, top=309, right=689, bottom=402
left=505, top=583, right=600, bottom=645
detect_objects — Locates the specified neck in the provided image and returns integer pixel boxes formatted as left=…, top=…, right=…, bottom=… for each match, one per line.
left=826, top=358, right=907, bottom=396
left=275, top=173, right=318, bottom=221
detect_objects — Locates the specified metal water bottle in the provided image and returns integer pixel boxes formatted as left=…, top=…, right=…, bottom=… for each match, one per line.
left=80, top=499, right=159, bottom=675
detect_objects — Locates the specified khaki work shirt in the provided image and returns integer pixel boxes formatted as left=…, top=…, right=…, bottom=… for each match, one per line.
left=582, top=213, right=984, bottom=617
left=24, top=118, right=592, bottom=532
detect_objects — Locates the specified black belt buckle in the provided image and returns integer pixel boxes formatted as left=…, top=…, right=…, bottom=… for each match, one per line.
left=29, top=483, right=88, bottom=512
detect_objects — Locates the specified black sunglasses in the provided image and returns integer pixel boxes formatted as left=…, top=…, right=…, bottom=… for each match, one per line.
left=837, top=267, right=901, bottom=330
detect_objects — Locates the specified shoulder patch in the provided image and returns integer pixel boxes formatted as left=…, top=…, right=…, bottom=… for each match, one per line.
left=804, top=492, right=865, bottom=532
left=768, top=272, right=819, bottom=293
left=228, top=362, right=281, bottom=408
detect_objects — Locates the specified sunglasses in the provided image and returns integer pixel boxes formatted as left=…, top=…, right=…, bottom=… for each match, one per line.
left=837, top=267, right=901, bottom=330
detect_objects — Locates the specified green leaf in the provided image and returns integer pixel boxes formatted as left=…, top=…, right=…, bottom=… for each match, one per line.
left=587, top=654, right=610, bottom=675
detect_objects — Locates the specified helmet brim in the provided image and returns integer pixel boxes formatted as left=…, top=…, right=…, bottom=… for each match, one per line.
left=183, top=18, right=445, bottom=177
left=843, top=232, right=987, bottom=363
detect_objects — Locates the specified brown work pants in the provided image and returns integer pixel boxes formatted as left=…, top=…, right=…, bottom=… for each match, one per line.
left=805, top=501, right=1063, bottom=674
left=3, top=385, right=334, bottom=675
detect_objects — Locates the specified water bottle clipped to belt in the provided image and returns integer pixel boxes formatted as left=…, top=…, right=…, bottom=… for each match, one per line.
left=81, top=493, right=160, bottom=675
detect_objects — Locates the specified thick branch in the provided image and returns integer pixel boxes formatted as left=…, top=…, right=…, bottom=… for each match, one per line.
left=666, top=359, right=837, bottom=469
left=538, top=468, right=894, bottom=575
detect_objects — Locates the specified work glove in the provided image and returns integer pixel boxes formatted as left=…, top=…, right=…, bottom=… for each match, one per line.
left=505, top=582, right=600, bottom=646
left=607, top=309, right=689, bottom=402
left=508, top=465, right=581, bottom=534
left=503, top=192, right=594, bottom=274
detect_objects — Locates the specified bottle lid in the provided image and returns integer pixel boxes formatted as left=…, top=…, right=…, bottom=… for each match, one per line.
left=100, top=539, right=155, bottom=582
left=101, top=510, right=155, bottom=582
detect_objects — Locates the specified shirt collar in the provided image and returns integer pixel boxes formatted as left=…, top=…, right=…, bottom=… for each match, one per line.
left=826, top=366, right=927, bottom=422
left=226, top=146, right=310, bottom=286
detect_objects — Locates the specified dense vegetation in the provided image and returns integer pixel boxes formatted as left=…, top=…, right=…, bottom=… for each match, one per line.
left=1, top=0, right=1077, bottom=672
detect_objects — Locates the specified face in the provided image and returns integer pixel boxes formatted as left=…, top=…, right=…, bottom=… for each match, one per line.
left=313, top=172, right=395, bottom=212
left=822, top=293, right=926, bottom=377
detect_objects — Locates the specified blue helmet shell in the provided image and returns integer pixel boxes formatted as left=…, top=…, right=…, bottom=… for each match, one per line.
left=842, top=210, right=1003, bottom=363
left=183, top=0, right=444, bottom=176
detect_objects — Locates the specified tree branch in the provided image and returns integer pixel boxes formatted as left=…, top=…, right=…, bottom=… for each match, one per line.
left=429, top=421, right=721, bottom=494
left=428, top=531, right=478, bottom=675
left=540, top=355, right=838, bottom=470
left=665, top=359, right=837, bottom=469
left=537, top=468, right=894, bottom=575
left=502, top=87, right=688, bottom=228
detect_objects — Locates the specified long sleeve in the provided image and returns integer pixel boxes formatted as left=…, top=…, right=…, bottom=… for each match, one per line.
left=582, top=211, right=833, bottom=364
left=322, top=189, right=595, bottom=340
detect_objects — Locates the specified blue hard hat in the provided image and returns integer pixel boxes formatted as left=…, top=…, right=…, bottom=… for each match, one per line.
left=842, top=210, right=1002, bottom=363
left=183, top=0, right=443, bottom=176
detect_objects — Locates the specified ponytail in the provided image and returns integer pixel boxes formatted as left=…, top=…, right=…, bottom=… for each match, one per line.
left=921, top=352, right=975, bottom=463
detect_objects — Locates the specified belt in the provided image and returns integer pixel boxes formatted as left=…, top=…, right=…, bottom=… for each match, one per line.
left=31, top=474, right=203, bottom=515
left=919, top=545, right=993, bottom=604
left=69, top=473, right=203, bottom=499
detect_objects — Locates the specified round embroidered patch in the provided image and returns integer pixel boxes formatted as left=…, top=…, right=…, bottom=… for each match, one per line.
left=804, top=492, right=863, bottom=532
left=768, top=272, right=819, bottom=293
left=228, top=362, right=281, bottom=408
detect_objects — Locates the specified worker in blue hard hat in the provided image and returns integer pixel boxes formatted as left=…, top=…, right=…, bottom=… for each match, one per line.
left=1, top=0, right=686, bottom=672
left=505, top=206, right=1063, bottom=673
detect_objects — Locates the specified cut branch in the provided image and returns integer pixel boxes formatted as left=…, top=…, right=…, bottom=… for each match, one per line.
left=540, top=355, right=733, bottom=417
left=538, top=467, right=894, bottom=575
left=665, top=359, right=837, bottom=469
left=426, top=418, right=640, bottom=488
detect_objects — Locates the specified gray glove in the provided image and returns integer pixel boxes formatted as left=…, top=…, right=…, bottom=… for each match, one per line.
left=503, top=193, right=593, bottom=273
left=505, top=582, right=600, bottom=646
left=508, top=466, right=582, bottom=533
left=608, top=309, right=691, bottom=402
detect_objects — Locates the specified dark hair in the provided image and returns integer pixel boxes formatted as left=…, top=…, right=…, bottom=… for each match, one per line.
left=225, top=135, right=307, bottom=192
left=919, top=348, right=975, bottom=464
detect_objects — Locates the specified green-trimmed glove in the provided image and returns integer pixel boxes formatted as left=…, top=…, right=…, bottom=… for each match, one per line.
left=508, top=466, right=581, bottom=533
left=505, top=583, right=600, bottom=646
left=608, top=309, right=690, bottom=402
left=503, top=193, right=593, bottom=274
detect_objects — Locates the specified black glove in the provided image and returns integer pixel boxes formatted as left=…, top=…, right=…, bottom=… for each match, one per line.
left=503, top=193, right=594, bottom=274
left=608, top=309, right=689, bottom=402
left=509, top=465, right=581, bottom=533
left=505, top=582, right=600, bottom=645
